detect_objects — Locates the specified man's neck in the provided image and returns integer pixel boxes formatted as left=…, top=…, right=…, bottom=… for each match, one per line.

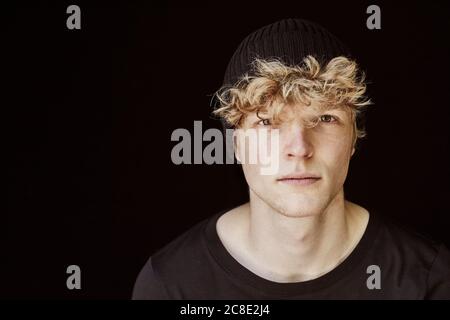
left=238, top=190, right=369, bottom=282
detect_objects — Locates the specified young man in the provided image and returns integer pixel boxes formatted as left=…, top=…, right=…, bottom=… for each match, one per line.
left=133, top=19, right=450, bottom=299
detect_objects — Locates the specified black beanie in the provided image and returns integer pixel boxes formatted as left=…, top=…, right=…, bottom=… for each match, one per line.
left=222, top=18, right=352, bottom=87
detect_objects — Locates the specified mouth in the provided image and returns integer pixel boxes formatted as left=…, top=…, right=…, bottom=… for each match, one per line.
left=276, top=174, right=321, bottom=186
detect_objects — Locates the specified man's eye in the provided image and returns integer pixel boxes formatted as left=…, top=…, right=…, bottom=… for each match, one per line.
left=319, top=114, right=337, bottom=123
left=257, top=118, right=271, bottom=126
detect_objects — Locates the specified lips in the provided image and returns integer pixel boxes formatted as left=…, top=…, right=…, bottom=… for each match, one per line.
left=277, top=173, right=321, bottom=180
left=276, top=173, right=321, bottom=185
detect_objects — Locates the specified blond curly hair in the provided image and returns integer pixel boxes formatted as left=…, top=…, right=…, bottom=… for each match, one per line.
left=213, top=55, right=372, bottom=143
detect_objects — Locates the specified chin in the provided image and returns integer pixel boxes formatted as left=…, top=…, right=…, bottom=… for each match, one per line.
left=272, top=196, right=325, bottom=218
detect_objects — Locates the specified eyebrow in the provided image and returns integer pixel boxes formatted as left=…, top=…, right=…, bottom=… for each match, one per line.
left=311, top=103, right=347, bottom=111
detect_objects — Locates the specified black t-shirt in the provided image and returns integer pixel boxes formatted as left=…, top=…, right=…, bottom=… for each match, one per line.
left=132, top=210, right=450, bottom=299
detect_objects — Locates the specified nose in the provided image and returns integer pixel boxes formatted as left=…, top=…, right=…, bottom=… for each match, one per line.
left=282, top=122, right=314, bottom=159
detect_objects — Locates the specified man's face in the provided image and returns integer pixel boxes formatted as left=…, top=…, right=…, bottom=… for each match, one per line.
left=235, top=103, right=356, bottom=217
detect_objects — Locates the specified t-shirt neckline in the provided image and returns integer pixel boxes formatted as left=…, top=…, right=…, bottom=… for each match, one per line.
left=203, top=208, right=381, bottom=297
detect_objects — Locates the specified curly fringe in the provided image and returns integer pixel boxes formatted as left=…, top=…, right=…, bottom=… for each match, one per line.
left=213, top=55, right=372, bottom=140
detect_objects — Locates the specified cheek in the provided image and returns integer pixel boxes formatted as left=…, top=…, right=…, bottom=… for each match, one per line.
left=236, top=129, right=280, bottom=168
left=316, top=126, right=353, bottom=156
left=318, top=137, right=353, bottom=179
left=241, top=162, right=274, bottom=191
left=330, top=153, right=351, bottom=188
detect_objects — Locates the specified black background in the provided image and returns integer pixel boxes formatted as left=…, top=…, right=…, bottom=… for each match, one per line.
left=4, top=0, right=450, bottom=299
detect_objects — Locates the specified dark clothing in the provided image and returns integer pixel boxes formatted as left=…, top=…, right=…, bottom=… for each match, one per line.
left=132, top=211, right=450, bottom=299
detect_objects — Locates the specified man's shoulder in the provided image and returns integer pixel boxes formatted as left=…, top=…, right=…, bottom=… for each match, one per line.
left=373, top=214, right=450, bottom=273
left=133, top=213, right=220, bottom=299
left=377, top=215, right=442, bottom=255
left=381, top=218, right=450, bottom=298
left=151, top=215, right=214, bottom=271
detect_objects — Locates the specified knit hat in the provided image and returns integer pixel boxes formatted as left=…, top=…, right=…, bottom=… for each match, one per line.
left=214, top=18, right=352, bottom=131
left=222, top=18, right=352, bottom=87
